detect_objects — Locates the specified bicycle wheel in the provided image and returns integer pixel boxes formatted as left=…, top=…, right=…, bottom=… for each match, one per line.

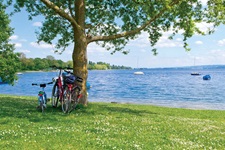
left=69, top=87, right=81, bottom=113
left=39, top=96, right=45, bottom=113
left=52, top=83, right=59, bottom=108
left=62, top=86, right=71, bottom=113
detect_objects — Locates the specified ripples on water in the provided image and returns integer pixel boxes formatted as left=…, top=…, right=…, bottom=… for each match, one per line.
left=1, top=68, right=225, bottom=110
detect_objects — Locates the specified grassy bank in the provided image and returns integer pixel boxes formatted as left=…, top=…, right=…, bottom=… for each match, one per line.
left=0, top=95, right=225, bottom=150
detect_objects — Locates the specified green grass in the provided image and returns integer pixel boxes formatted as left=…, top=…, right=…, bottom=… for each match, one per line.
left=1, top=94, right=225, bottom=150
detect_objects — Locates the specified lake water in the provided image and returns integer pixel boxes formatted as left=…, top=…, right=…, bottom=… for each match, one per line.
left=1, top=68, right=225, bottom=110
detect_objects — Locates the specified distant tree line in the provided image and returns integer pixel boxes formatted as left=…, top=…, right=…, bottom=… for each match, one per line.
left=18, top=53, right=131, bottom=71
left=88, top=61, right=131, bottom=70
left=18, top=53, right=72, bottom=71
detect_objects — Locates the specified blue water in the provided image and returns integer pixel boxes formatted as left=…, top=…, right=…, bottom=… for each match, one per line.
left=1, top=68, right=225, bottom=110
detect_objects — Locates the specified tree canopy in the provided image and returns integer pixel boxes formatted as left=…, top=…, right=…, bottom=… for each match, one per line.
left=6, top=0, right=225, bottom=104
left=0, top=1, right=20, bottom=84
left=8, top=0, right=225, bottom=53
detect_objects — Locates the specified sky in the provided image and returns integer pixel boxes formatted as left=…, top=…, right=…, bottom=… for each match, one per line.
left=7, top=1, right=225, bottom=68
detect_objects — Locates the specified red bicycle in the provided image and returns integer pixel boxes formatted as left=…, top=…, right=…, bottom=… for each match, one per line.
left=51, top=66, right=66, bottom=108
left=51, top=66, right=83, bottom=113
left=62, top=70, right=83, bottom=113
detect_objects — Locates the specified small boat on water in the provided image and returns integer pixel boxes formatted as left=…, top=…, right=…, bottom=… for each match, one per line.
left=191, top=58, right=201, bottom=76
left=86, top=82, right=91, bottom=89
left=191, top=72, right=201, bottom=76
left=134, top=71, right=144, bottom=75
left=134, top=58, right=144, bottom=75
left=203, top=75, right=211, bottom=80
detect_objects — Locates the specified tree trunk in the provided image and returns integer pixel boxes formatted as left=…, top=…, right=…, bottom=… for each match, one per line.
left=73, top=0, right=87, bottom=105
left=72, top=33, right=88, bottom=106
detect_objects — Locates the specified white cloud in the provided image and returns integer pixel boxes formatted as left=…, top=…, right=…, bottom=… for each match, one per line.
left=204, top=49, right=225, bottom=64
left=65, top=49, right=73, bottom=55
left=30, top=42, right=53, bottom=49
left=176, top=38, right=182, bottom=42
left=156, top=34, right=183, bottom=48
left=128, top=31, right=183, bottom=49
left=20, top=39, right=28, bottom=42
left=218, top=39, right=225, bottom=46
left=200, top=0, right=208, bottom=6
left=195, top=41, right=203, bottom=45
left=210, top=50, right=225, bottom=57
left=15, top=43, right=22, bottom=48
left=196, top=22, right=214, bottom=33
left=9, top=35, right=18, bottom=40
left=127, top=32, right=150, bottom=48
left=87, top=43, right=107, bottom=53
left=140, top=49, right=146, bottom=52
left=17, top=49, right=30, bottom=53
left=32, top=22, right=42, bottom=27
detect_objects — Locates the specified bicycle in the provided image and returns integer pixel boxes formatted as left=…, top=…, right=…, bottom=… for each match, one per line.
left=51, top=66, right=65, bottom=108
left=51, top=66, right=82, bottom=113
left=62, top=70, right=83, bottom=113
left=32, top=82, right=53, bottom=113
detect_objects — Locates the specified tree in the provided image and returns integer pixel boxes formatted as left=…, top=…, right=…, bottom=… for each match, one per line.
left=33, top=58, right=48, bottom=70
left=66, top=60, right=73, bottom=68
left=46, top=55, right=56, bottom=67
left=18, top=52, right=28, bottom=70
left=0, top=1, right=20, bottom=85
left=8, top=0, right=225, bottom=104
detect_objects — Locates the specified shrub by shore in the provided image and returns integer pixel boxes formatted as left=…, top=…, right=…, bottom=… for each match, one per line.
left=0, top=94, right=225, bottom=149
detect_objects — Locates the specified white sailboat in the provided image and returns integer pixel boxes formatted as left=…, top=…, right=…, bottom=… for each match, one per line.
left=134, top=71, right=144, bottom=75
left=191, top=57, right=200, bottom=75
left=134, top=58, right=144, bottom=75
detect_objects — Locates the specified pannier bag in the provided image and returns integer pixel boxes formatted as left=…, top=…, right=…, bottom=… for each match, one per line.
left=65, top=75, right=83, bottom=84
left=65, top=75, right=76, bottom=84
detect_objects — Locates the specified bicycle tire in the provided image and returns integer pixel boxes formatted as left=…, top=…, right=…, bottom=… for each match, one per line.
left=40, top=96, right=45, bottom=113
left=52, top=83, right=59, bottom=108
left=62, top=86, right=71, bottom=113
left=68, top=87, right=81, bottom=113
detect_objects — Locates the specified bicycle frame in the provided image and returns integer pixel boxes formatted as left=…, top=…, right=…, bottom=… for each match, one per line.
left=51, top=66, right=72, bottom=108
left=66, top=83, right=82, bottom=100
left=64, top=71, right=83, bottom=100
left=38, top=87, right=47, bottom=107
left=32, top=82, right=52, bottom=112
left=55, top=68, right=64, bottom=101
left=62, top=76, right=83, bottom=113
left=51, top=65, right=83, bottom=113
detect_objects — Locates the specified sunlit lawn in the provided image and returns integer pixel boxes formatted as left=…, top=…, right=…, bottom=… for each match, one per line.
left=1, top=94, right=225, bottom=150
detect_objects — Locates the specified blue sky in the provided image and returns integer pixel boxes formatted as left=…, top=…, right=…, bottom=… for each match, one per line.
left=7, top=1, right=225, bottom=68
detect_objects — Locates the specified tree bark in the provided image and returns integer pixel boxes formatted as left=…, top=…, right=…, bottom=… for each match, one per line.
left=72, top=34, right=88, bottom=106
left=73, top=0, right=88, bottom=105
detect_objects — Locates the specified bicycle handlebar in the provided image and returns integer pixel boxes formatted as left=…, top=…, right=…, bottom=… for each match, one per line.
left=50, top=65, right=73, bottom=70
left=32, top=82, right=53, bottom=87
left=64, top=70, right=73, bottom=74
left=50, top=65, right=82, bottom=82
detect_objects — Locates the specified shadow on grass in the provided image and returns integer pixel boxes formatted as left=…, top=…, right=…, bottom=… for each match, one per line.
left=84, top=103, right=157, bottom=116
left=0, top=96, right=157, bottom=123
left=0, top=96, right=67, bottom=123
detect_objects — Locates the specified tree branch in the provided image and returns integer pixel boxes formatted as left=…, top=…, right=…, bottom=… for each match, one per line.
left=88, top=0, right=181, bottom=43
left=68, top=0, right=75, bottom=18
left=40, top=0, right=81, bottom=30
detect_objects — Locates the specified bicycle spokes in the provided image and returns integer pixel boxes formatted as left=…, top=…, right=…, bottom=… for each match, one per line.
left=62, top=89, right=71, bottom=113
